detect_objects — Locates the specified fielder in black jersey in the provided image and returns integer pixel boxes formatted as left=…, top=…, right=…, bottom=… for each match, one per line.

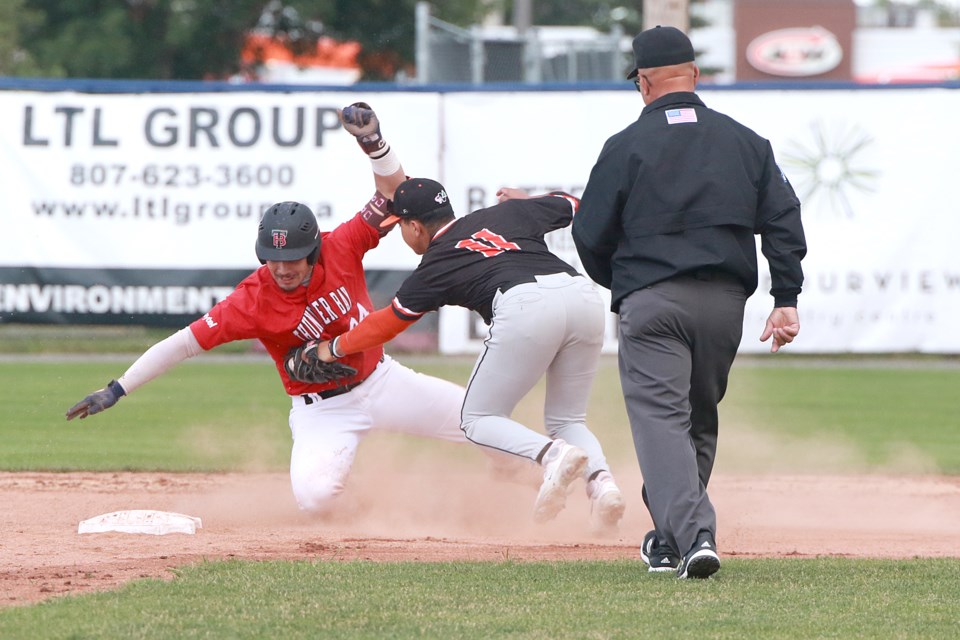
left=318, top=177, right=626, bottom=535
left=390, top=187, right=579, bottom=324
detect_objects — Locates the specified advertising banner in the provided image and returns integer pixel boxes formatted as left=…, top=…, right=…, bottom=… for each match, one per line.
left=437, top=87, right=960, bottom=354
left=1, top=85, right=957, bottom=352
left=0, top=91, right=437, bottom=324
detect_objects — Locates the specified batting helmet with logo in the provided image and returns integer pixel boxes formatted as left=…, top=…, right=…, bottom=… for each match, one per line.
left=255, top=201, right=321, bottom=265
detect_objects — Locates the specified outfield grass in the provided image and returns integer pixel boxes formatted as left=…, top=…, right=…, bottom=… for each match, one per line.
left=722, top=362, right=960, bottom=474
left=7, top=359, right=291, bottom=470
left=3, top=340, right=960, bottom=637
left=1, top=559, right=958, bottom=639
left=5, top=354, right=960, bottom=473
left=0, top=324, right=252, bottom=355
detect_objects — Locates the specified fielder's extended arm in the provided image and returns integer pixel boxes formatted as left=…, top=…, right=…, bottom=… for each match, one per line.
left=317, top=307, right=414, bottom=362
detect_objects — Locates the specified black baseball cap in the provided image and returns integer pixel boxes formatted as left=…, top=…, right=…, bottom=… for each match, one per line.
left=627, top=25, right=695, bottom=79
left=381, top=177, right=455, bottom=228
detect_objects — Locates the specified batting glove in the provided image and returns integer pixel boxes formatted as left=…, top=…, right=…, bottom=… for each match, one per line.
left=339, top=102, right=387, bottom=157
left=66, top=379, right=126, bottom=421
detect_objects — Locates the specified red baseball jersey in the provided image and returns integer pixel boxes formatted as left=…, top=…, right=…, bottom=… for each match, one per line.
left=190, top=211, right=383, bottom=395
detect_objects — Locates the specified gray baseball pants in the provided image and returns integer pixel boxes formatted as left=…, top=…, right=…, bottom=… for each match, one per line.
left=617, top=273, right=746, bottom=558
left=460, top=272, right=612, bottom=479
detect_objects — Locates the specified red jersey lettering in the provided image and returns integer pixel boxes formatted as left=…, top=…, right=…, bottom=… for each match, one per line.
left=455, top=228, right=521, bottom=258
left=188, top=210, right=385, bottom=396
left=294, top=286, right=352, bottom=341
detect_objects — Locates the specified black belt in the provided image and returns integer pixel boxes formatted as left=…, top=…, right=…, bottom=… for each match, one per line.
left=300, top=354, right=384, bottom=404
left=302, top=382, right=362, bottom=404
left=500, top=271, right=577, bottom=293
left=499, top=275, right=538, bottom=293
left=687, top=268, right=739, bottom=283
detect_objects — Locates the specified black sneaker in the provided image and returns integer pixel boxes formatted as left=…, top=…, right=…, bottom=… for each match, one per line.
left=676, top=530, right=720, bottom=579
left=640, top=530, right=679, bottom=573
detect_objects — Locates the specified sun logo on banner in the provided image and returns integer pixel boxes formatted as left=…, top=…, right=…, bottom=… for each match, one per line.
left=780, top=120, right=880, bottom=219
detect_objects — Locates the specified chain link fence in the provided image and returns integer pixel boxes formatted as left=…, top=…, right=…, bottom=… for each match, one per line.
left=414, top=2, right=629, bottom=84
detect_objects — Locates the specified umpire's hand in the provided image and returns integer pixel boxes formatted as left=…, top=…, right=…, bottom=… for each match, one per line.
left=760, top=307, right=800, bottom=353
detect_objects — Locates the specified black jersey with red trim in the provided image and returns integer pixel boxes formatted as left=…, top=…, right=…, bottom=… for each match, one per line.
left=392, top=193, right=580, bottom=324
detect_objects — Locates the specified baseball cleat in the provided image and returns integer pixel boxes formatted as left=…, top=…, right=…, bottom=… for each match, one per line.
left=640, top=530, right=680, bottom=573
left=533, top=439, right=588, bottom=523
left=586, top=471, right=626, bottom=536
left=677, top=530, right=720, bottom=579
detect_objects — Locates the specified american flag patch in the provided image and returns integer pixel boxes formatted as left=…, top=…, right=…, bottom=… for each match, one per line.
left=665, top=108, right=698, bottom=124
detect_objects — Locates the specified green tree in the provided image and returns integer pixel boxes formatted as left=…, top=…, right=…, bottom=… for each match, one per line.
left=13, top=0, right=488, bottom=81
left=0, top=0, right=46, bottom=76
left=22, top=0, right=277, bottom=79
left=6, top=0, right=728, bottom=82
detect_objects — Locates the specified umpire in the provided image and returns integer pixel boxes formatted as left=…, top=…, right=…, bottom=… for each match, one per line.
left=572, top=26, right=806, bottom=579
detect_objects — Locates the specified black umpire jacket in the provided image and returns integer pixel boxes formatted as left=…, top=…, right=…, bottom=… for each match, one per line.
left=572, top=91, right=806, bottom=312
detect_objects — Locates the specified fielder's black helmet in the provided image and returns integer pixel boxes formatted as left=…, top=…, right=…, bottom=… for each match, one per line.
left=255, top=201, right=320, bottom=264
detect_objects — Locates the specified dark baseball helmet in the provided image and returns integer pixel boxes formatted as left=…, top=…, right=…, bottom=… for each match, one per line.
left=255, top=201, right=320, bottom=264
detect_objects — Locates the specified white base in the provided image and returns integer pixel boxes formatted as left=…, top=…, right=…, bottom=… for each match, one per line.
left=78, top=510, right=202, bottom=535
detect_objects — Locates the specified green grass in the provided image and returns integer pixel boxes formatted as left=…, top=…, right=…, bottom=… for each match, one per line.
left=3, top=332, right=960, bottom=637
left=0, top=324, right=255, bottom=354
left=2, top=559, right=958, bottom=639
left=4, top=354, right=959, bottom=473
left=721, top=362, right=960, bottom=473
left=6, top=359, right=292, bottom=470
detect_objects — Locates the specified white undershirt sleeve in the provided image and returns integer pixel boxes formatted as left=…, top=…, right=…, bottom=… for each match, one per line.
left=116, top=327, right=204, bottom=394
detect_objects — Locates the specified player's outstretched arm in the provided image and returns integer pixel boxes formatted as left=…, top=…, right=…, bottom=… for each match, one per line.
left=65, top=327, right=203, bottom=421
left=374, top=164, right=406, bottom=201
left=340, top=102, right=405, bottom=200
left=759, top=306, right=800, bottom=353
left=340, top=101, right=388, bottom=157
left=66, top=380, right=126, bottom=420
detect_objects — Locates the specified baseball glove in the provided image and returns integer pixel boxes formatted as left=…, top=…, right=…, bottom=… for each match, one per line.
left=284, top=340, right=358, bottom=384
left=339, top=102, right=385, bottom=156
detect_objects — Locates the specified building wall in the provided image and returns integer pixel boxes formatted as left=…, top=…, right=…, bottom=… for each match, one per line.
left=733, top=0, right=856, bottom=81
left=691, top=0, right=960, bottom=83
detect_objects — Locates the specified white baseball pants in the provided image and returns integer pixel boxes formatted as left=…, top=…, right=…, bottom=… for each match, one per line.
left=460, top=273, right=612, bottom=479
left=287, top=355, right=467, bottom=512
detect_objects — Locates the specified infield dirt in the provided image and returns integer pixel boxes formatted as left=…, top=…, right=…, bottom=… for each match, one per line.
left=2, top=452, right=959, bottom=607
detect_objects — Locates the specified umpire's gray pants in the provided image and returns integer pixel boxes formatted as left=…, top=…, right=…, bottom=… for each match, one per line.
left=618, top=273, right=745, bottom=558
left=460, top=273, right=612, bottom=480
